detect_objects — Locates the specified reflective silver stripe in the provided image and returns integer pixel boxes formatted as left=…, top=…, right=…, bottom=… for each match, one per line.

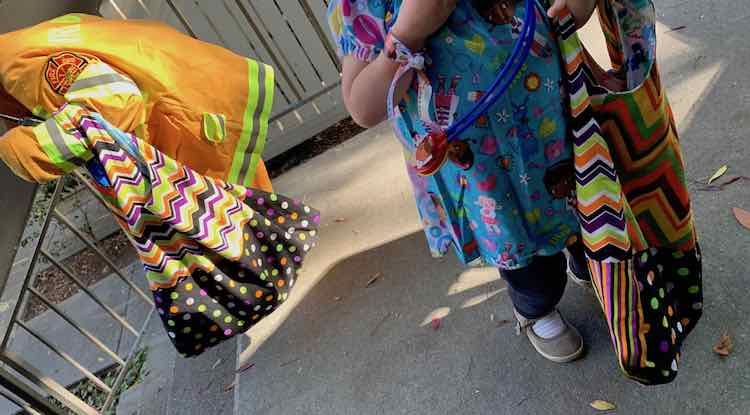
left=67, top=73, right=134, bottom=93
left=236, top=63, right=266, bottom=184
left=217, top=114, right=226, bottom=139
left=46, top=120, right=85, bottom=166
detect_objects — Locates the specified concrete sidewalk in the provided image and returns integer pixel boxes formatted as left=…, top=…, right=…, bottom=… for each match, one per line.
left=1, top=0, right=745, bottom=413
left=232, top=2, right=750, bottom=414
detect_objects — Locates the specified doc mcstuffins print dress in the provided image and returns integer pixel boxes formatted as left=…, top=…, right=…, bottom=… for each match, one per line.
left=327, top=0, right=581, bottom=270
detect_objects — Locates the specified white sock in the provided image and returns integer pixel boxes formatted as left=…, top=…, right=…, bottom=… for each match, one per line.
left=531, top=311, right=565, bottom=339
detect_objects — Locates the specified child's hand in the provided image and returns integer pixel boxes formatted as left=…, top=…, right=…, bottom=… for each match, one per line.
left=547, top=0, right=596, bottom=28
left=391, top=0, right=458, bottom=50
left=546, top=0, right=570, bottom=19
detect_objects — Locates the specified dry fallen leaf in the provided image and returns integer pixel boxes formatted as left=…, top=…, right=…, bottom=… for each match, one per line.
left=431, top=317, right=441, bottom=330
left=713, top=333, right=733, bottom=357
left=223, top=383, right=235, bottom=392
left=366, top=273, right=382, bottom=287
left=236, top=362, right=255, bottom=374
left=590, top=400, right=616, bottom=411
left=697, top=176, right=748, bottom=192
left=334, top=218, right=346, bottom=223
left=733, top=207, right=750, bottom=231
left=708, top=165, right=728, bottom=184
left=280, top=358, right=301, bottom=368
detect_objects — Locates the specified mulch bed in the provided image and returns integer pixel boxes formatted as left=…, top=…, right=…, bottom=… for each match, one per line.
left=267, top=117, right=364, bottom=178
left=22, top=117, right=364, bottom=321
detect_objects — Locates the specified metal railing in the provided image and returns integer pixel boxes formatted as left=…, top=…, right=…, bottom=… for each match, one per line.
left=0, top=172, right=154, bottom=414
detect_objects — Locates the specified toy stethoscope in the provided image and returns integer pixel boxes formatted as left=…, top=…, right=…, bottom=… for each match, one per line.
left=387, top=0, right=543, bottom=176
left=0, top=112, right=44, bottom=127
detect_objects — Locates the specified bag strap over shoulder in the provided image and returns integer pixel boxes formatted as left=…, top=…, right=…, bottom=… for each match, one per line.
left=594, top=0, right=657, bottom=90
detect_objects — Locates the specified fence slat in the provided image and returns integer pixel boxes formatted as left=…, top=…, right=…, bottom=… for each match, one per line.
left=274, top=0, right=340, bottom=85
left=307, top=0, right=337, bottom=45
left=245, top=1, right=335, bottom=109
left=231, top=0, right=329, bottom=143
left=222, top=0, right=297, bottom=102
left=202, top=0, right=297, bottom=113
left=101, top=0, right=348, bottom=160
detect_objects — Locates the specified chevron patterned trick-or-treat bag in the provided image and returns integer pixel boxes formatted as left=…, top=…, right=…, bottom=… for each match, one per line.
left=35, top=103, right=319, bottom=357
left=553, top=0, right=702, bottom=384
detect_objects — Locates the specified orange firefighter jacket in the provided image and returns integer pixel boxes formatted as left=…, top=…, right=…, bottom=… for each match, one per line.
left=0, top=13, right=274, bottom=191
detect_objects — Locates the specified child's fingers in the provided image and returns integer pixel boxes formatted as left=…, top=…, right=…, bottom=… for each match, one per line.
left=547, top=0, right=566, bottom=18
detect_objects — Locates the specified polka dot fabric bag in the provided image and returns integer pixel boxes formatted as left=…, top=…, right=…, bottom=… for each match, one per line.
left=553, top=0, right=703, bottom=384
left=40, top=103, right=319, bottom=357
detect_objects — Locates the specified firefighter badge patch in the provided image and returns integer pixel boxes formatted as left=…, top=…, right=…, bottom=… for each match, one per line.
left=44, top=52, right=91, bottom=95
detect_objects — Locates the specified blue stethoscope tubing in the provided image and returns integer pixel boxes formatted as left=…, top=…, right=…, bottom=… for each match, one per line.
left=444, top=0, right=545, bottom=140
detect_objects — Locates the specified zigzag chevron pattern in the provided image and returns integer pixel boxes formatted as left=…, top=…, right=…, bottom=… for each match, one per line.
left=35, top=61, right=317, bottom=355
left=75, top=115, right=254, bottom=287
left=556, top=0, right=702, bottom=385
left=559, top=33, right=631, bottom=260
left=559, top=3, right=696, bottom=258
left=55, top=105, right=319, bottom=294
left=591, top=68, right=695, bottom=249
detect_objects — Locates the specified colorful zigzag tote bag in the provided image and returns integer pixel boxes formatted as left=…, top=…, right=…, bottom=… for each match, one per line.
left=37, top=103, right=320, bottom=357
left=555, top=0, right=703, bottom=384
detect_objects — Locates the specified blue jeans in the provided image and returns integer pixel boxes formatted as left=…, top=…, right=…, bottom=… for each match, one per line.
left=501, top=239, right=589, bottom=319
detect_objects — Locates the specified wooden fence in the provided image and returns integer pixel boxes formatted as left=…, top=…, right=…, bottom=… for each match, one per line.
left=100, top=0, right=347, bottom=158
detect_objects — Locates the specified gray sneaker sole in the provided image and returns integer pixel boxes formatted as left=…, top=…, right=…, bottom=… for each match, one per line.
left=524, top=315, right=585, bottom=363
left=530, top=335, right=585, bottom=363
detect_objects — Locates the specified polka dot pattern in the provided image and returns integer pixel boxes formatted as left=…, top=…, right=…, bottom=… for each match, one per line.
left=637, top=245, right=702, bottom=383
left=591, top=244, right=702, bottom=384
left=153, top=189, right=320, bottom=357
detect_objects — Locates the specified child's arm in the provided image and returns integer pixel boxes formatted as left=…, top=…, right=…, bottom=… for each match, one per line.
left=340, top=0, right=457, bottom=128
left=547, top=0, right=597, bottom=28
left=341, top=54, right=406, bottom=128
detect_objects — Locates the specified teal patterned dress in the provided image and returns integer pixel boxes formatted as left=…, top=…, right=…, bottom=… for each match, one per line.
left=328, top=0, right=581, bottom=270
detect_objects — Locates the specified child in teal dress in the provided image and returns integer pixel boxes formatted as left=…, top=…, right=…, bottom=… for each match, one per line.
left=328, top=0, right=596, bottom=362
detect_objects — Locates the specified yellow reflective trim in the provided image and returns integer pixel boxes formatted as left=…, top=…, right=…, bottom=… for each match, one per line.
left=229, top=60, right=274, bottom=186
left=33, top=121, right=77, bottom=173
left=32, top=106, right=51, bottom=119
left=49, top=14, right=82, bottom=24
left=65, top=81, right=141, bottom=103
left=202, top=113, right=226, bottom=144
left=64, top=61, right=142, bottom=107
